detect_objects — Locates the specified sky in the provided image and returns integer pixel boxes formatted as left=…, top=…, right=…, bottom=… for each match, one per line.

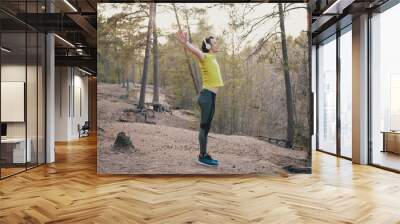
left=99, top=3, right=307, bottom=46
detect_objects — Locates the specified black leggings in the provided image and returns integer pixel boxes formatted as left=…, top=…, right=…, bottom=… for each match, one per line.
left=197, top=89, right=216, bottom=155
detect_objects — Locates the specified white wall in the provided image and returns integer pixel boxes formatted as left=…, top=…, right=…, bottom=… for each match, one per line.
left=55, top=67, right=89, bottom=141
left=55, top=66, right=69, bottom=141
left=72, top=73, right=89, bottom=138
left=1, top=65, right=31, bottom=138
left=1, top=65, right=26, bottom=136
left=1, top=63, right=46, bottom=164
left=1, top=82, right=25, bottom=122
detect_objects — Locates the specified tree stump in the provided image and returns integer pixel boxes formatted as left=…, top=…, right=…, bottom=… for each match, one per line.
left=112, top=132, right=134, bottom=152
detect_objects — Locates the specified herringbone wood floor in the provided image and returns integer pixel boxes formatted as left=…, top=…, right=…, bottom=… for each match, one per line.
left=0, top=135, right=400, bottom=224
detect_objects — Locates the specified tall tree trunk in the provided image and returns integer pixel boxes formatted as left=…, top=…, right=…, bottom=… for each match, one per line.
left=172, top=3, right=200, bottom=94
left=126, top=66, right=129, bottom=93
left=278, top=3, right=295, bottom=148
left=138, top=3, right=155, bottom=110
left=131, top=63, right=135, bottom=85
left=152, top=4, right=160, bottom=107
left=122, top=66, right=125, bottom=87
left=117, top=63, right=121, bottom=85
left=104, top=48, right=110, bottom=82
left=125, top=64, right=129, bottom=89
left=184, top=10, right=202, bottom=90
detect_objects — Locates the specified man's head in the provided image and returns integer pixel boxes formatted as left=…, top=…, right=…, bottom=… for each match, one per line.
left=201, top=36, right=219, bottom=53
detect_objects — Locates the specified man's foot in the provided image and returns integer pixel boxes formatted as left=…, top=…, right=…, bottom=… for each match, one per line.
left=197, top=153, right=219, bottom=167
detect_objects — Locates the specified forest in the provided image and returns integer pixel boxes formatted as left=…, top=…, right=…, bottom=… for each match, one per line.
left=97, top=3, right=312, bottom=174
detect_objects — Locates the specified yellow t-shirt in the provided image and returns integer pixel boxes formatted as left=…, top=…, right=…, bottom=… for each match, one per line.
left=198, top=53, right=224, bottom=89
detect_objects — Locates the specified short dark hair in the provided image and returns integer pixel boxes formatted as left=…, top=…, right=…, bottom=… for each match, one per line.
left=201, top=36, right=214, bottom=53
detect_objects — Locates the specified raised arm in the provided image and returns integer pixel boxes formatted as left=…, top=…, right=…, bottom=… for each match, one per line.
left=176, top=30, right=205, bottom=61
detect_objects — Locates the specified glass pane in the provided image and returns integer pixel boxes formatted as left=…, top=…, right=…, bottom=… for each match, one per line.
left=340, top=28, right=352, bottom=158
left=318, top=36, right=337, bottom=154
left=371, top=4, right=400, bottom=171
left=0, top=1, right=46, bottom=178
left=312, top=46, right=317, bottom=151
left=1, top=31, right=27, bottom=177
left=27, top=31, right=38, bottom=169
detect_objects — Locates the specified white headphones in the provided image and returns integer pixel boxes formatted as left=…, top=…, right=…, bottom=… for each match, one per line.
left=203, top=38, right=211, bottom=50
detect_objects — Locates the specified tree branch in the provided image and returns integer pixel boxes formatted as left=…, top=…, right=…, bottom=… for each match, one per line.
left=247, top=31, right=281, bottom=60
left=241, top=12, right=279, bottom=40
left=285, top=6, right=308, bottom=13
left=109, top=10, right=147, bottom=24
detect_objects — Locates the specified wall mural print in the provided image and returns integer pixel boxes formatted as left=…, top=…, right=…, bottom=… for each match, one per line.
left=97, top=2, right=311, bottom=175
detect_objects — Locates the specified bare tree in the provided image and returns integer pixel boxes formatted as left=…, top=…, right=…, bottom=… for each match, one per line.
left=182, top=7, right=205, bottom=92
left=172, top=3, right=201, bottom=94
left=138, top=3, right=155, bottom=110
left=152, top=4, right=161, bottom=111
left=244, top=3, right=306, bottom=148
left=278, top=3, right=294, bottom=148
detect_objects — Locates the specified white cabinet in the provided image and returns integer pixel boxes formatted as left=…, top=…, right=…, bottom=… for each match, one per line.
left=1, top=138, right=32, bottom=163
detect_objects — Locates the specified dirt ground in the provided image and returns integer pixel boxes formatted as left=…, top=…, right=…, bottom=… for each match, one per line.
left=97, top=82, right=309, bottom=175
